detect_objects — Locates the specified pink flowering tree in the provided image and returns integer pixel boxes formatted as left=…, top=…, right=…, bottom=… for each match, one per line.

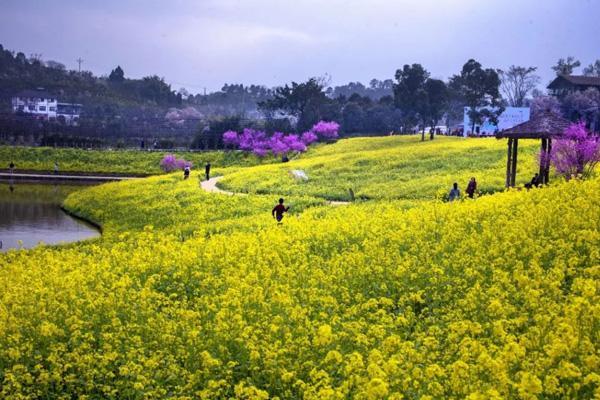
left=221, top=120, right=340, bottom=159
left=269, top=132, right=290, bottom=156
left=222, top=130, right=239, bottom=147
left=283, top=134, right=307, bottom=152
left=300, top=131, right=318, bottom=145
left=160, top=154, right=192, bottom=172
left=543, top=122, right=600, bottom=180
left=310, top=120, right=340, bottom=140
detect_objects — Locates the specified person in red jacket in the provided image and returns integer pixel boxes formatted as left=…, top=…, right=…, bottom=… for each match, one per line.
left=466, top=177, right=477, bottom=198
left=272, top=198, right=289, bottom=223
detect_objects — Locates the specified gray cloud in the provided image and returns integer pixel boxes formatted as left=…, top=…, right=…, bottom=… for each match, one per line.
left=1, top=0, right=599, bottom=93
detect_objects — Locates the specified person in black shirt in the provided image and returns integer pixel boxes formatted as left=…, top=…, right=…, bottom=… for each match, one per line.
left=272, top=198, right=290, bottom=223
left=205, top=162, right=211, bottom=181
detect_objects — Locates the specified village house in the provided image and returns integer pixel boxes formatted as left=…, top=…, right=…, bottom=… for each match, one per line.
left=547, top=74, right=600, bottom=97
left=12, top=89, right=57, bottom=118
left=11, top=88, right=82, bottom=125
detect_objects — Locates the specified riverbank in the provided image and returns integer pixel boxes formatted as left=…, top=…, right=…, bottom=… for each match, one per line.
left=0, top=172, right=139, bottom=184
left=0, top=183, right=101, bottom=252
left=0, top=145, right=266, bottom=175
left=0, top=169, right=150, bottom=177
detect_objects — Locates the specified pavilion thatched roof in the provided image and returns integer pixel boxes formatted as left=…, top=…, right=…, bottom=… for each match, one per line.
left=496, top=111, right=571, bottom=139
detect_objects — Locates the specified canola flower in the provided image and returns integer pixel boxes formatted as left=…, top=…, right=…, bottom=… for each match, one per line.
left=0, top=161, right=598, bottom=398
left=219, top=135, right=542, bottom=201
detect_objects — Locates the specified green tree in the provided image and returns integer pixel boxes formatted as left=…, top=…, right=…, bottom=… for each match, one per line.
left=450, top=59, right=503, bottom=134
left=393, top=63, right=429, bottom=133
left=138, top=75, right=177, bottom=105
left=109, top=66, right=125, bottom=83
left=259, top=78, right=331, bottom=132
left=342, top=102, right=365, bottom=133
left=498, top=65, right=540, bottom=107
left=552, top=56, right=581, bottom=76
left=423, top=79, right=448, bottom=140
left=583, top=60, right=600, bottom=77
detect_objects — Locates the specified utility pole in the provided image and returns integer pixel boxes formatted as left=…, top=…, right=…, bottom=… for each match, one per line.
left=76, top=57, right=84, bottom=73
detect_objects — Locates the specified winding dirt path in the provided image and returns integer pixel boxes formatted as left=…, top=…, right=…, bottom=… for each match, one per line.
left=200, top=175, right=348, bottom=206
left=200, top=176, right=239, bottom=196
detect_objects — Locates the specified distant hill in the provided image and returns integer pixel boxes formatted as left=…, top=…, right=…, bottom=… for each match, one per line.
left=0, top=43, right=182, bottom=112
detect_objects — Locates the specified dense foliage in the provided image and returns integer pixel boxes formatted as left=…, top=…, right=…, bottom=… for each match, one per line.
left=2, top=44, right=599, bottom=150
left=0, top=44, right=181, bottom=110
left=259, top=78, right=339, bottom=133
left=393, top=64, right=448, bottom=138
left=449, top=59, right=504, bottom=133
left=544, top=122, right=600, bottom=179
left=326, top=79, right=394, bottom=101
left=223, top=121, right=339, bottom=158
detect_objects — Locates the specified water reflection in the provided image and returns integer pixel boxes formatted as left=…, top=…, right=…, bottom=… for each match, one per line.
left=0, top=182, right=100, bottom=252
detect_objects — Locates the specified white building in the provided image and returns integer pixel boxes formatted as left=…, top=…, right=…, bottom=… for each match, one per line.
left=12, top=89, right=58, bottom=119
left=12, top=89, right=82, bottom=124
left=57, top=102, right=83, bottom=125
left=463, top=107, right=530, bottom=137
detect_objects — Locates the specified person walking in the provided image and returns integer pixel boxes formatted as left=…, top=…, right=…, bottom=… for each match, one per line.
left=466, top=177, right=477, bottom=198
left=448, top=182, right=461, bottom=202
left=272, top=198, right=290, bottom=223
left=9, top=161, right=15, bottom=175
left=53, top=161, right=59, bottom=175
left=183, top=166, right=190, bottom=180
left=205, top=162, right=211, bottom=181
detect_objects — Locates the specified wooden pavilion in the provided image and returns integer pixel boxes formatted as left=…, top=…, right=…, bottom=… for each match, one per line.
left=495, top=111, right=571, bottom=187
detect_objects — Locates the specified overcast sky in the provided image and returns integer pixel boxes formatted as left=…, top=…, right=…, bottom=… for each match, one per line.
left=1, top=0, right=599, bottom=94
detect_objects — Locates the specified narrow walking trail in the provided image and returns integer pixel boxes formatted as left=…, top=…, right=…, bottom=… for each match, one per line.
left=200, top=176, right=240, bottom=196
left=200, top=175, right=349, bottom=206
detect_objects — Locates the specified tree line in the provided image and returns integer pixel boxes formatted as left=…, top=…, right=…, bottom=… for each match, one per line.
left=1, top=41, right=599, bottom=148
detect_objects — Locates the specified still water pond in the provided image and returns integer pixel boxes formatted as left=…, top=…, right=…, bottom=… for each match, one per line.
left=0, top=183, right=100, bottom=252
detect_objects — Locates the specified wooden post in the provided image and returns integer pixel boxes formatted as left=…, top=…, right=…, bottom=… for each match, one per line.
left=510, top=138, right=519, bottom=187
left=545, top=138, right=552, bottom=184
left=506, top=138, right=513, bottom=188
left=539, top=138, right=547, bottom=184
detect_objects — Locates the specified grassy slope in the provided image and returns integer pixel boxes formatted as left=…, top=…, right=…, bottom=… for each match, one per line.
left=0, top=136, right=599, bottom=398
left=63, top=172, right=326, bottom=238
left=0, top=146, right=265, bottom=175
left=220, top=135, right=542, bottom=201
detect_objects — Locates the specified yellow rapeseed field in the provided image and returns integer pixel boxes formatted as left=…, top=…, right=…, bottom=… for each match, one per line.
left=219, top=136, right=542, bottom=201
left=1, top=136, right=599, bottom=399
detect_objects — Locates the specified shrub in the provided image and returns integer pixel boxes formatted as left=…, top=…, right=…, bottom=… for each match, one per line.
left=159, top=154, right=192, bottom=172
left=222, top=121, right=339, bottom=158
left=544, top=122, right=600, bottom=180
left=310, top=120, right=340, bottom=140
